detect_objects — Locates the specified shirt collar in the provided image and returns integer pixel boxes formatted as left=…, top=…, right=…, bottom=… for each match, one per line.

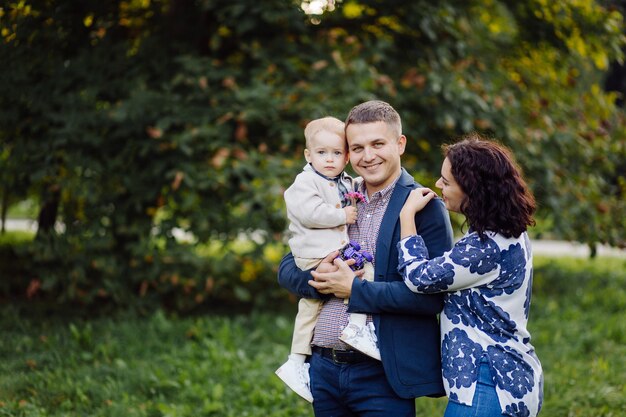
left=308, top=163, right=345, bottom=182
left=359, top=173, right=401, bottom=202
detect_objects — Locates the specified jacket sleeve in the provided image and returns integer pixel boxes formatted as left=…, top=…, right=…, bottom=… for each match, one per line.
left=348, top=278, right=444, bottom=315
left=277, top=252, right=331, bottom=300
left=415, top=197, right=454, bottom=258
left=285, top=175, right=346, bottom=228
left=348, top=196, right=453, bottom=316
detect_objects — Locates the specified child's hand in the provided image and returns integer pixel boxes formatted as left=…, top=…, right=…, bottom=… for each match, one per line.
left=344, top=206, right=357, bottom=224
left=400, top=188, right=437, bottom=218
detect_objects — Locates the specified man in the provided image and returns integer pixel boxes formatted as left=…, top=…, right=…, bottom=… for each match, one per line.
left=278, top=100, right=454, bottom=416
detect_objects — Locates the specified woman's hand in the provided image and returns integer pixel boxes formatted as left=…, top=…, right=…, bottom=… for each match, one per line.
left=401, top=188, right=437, bottom=217
left=400, top=188, right=437, bottom=238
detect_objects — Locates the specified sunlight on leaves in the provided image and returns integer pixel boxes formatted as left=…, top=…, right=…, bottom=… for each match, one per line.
left=301, top=0, right=337, bottom=15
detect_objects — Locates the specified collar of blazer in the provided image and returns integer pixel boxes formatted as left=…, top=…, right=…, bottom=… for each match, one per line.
left=373, top=168, right=418, bottom=275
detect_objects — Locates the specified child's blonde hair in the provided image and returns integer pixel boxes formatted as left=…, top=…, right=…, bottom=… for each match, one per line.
left=304, top=117, right=346, bottom=149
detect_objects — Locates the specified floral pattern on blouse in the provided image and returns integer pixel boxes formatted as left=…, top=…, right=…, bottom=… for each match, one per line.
left=398, top=232, right=543, bottom=417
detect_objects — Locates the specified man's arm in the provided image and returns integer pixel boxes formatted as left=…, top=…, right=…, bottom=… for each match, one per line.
left=348, top=278, right=444, bottom=315
left=278, top=253, right=330, bottom=300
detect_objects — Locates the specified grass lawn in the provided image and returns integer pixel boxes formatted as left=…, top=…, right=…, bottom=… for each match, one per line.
left=0, top=256, right=625, bottom=416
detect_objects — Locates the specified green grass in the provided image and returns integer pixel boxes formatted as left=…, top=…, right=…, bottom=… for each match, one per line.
left=0, top=256, right=624, bottom=416
left=0, top=309, right=315, bottom=417
left=531, top=256, right=626, bottom=417
left=0, top=230, right=35, bottom=246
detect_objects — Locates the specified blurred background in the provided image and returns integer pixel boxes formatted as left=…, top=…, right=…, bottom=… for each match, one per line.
left=0, top=1, right=625, bottom=416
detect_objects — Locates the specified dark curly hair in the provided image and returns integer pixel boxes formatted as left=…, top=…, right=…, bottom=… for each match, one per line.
left=444, top=133, right=536, bottom=239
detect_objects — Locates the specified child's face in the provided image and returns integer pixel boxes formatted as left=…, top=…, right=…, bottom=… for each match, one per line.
left=304, top=130, right=349, bottom=177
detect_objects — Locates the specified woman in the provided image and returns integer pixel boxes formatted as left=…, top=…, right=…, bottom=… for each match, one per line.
left=398, top=133, right=543, bottom=417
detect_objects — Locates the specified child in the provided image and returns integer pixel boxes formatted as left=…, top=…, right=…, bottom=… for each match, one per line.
left=275, top=116, right=379, bottom=403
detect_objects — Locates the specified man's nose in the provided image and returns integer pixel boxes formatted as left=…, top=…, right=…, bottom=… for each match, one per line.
left=363, top=147, right=375, bottom=161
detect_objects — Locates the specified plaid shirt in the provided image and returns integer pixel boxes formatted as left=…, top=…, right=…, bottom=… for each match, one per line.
left=311, top=174, right=400, bottom=349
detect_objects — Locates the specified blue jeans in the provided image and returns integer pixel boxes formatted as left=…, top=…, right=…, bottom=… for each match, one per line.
left=309, top=350, right=415, bottom=417
left=443, top=359, right=502, bottom=417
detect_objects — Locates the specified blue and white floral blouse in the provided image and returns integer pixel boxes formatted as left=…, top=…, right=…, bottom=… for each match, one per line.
left=398, top=231, right=543, bottom=417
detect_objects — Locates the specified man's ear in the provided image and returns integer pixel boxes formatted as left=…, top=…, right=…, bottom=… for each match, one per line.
left=304, top=148, right=312, bottom=163
left=397, top=135, right=407, bottom=156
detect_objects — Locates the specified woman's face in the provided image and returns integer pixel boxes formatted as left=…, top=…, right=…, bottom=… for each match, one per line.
left=435, top=157, right=465, bottom=213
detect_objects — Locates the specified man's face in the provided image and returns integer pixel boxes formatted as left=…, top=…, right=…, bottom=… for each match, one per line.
left=346, top=121, right=406, bottom=195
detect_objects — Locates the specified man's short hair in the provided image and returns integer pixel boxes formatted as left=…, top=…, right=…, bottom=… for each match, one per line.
left=345, top=100, right=402, bottom=138
left=304, top=116, right=346, bottom=149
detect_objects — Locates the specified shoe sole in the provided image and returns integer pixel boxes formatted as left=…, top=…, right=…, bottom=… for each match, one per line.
left=275, top=368, right=314, bottom=403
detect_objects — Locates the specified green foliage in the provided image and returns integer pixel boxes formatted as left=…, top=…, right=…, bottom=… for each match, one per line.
left=0, top=256, right=625, bottom=416
left=0, top=0, right=624, bottom=309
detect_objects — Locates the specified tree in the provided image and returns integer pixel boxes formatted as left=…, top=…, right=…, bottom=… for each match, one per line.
left=0, top=0, right=623, bottom=308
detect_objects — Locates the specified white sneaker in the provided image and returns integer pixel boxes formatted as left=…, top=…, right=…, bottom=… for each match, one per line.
left=340, top=322, right=381, bottom=361
left=275, top=359, right=313, bottom=403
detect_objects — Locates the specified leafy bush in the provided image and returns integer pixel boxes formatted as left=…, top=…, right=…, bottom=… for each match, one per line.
left=0, top=231, right=33, bottom=298
left=0, top=230, right=289, bottom=312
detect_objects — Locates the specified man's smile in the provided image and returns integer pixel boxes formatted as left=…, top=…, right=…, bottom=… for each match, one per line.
left=361, top=162, right=382, bottom=171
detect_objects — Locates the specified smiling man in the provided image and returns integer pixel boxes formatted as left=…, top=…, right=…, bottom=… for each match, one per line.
left=278, top=100, right=454, bottom=417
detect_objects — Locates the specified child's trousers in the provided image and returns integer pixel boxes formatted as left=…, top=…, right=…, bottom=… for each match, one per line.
left=291, top=257, right=374, bottom=355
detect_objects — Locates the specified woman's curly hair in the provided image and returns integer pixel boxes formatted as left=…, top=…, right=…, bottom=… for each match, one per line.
left=444, top=133, right=536, bottom=239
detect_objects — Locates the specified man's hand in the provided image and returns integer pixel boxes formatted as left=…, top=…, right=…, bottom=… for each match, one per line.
left=314, top=251, right=341, bottom=273
left=309, top=257, right=363, bottom=299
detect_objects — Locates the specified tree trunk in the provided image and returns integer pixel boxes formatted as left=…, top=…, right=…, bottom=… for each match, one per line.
left=36, top=185, right=60, bottom=237
left=0, top=189, right=7, bottom=234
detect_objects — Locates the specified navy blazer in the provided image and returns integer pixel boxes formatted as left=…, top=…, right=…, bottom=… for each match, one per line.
left=278, top=168, right=454, bottom=399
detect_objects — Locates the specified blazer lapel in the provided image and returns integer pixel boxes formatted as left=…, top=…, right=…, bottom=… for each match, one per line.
left=374, top=169, right=414, bottom=278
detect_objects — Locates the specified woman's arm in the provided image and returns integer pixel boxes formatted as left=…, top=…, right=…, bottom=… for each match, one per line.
left=398, top=234, right=502, bottom=293
left=400, top=188, right=437, bottom=239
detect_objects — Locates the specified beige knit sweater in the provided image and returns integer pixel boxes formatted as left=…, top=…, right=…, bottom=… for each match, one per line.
left=284, top=164, right=354, bottom=259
